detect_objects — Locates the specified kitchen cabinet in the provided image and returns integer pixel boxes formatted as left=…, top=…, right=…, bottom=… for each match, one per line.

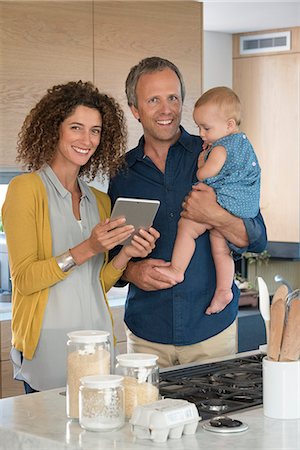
left=233, top=27, right=300, bottom=256
left=0, top=1, right=202, bottom=171
left=93, top=1, right=202, bottom=151
left=238, top=308, right=266, bottom=352
left=0, top=1, right=94, bottom=170
left=0, top=320, right=23, bottom=398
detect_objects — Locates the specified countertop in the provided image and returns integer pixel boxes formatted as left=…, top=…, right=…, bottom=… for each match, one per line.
left=0, top=287, right=128, bottom=321
left=0, top=301, right=12, bottom=321
left=0, top=387, right=299, bottom=450
left=0, top=290, right=261, bottom=322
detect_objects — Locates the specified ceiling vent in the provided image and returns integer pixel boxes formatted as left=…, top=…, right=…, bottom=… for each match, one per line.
left=240, top=31, right=291, bottom=55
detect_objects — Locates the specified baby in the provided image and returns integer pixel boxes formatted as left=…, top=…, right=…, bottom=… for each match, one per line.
left=157, top=86, right=261, bottom=314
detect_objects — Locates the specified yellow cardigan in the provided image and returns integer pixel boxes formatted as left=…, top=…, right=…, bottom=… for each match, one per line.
left=2, top=173, right=125, bottom=360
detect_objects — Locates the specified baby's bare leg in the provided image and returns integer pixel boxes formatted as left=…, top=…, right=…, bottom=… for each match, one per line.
left=205, top=230, right=234, bottom=315
left=157, top=217, right=208, bottom=283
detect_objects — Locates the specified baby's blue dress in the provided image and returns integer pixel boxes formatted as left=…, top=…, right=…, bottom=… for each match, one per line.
left=202, top=133, right=260, bottom=218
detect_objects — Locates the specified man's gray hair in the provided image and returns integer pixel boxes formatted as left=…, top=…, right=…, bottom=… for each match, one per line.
left=125, top=56, right=186, bottom=108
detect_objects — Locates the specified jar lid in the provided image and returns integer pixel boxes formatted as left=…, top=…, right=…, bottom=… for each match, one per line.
left=80, top=374, right=124, bottom=388
left=116, top=353, right=158, bottom=367
left=67, top=330, right=110, bottom=343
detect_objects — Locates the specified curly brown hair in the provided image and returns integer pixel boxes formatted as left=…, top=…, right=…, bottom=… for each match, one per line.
left=16, top=81, right=127, bottom=180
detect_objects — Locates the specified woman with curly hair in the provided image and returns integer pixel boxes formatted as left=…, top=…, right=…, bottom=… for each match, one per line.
left=2, top=81, right=159, bottom=393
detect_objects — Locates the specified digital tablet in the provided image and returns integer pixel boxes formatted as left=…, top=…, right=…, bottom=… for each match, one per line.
left=110, top=197, right=160, bottom=245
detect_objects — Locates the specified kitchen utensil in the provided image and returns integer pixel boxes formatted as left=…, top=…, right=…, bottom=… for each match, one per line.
left=263, top=356, right=300, bottom=419
left=279, top=289, right=300, bottom=361
left=267, top=285, right=289, bottom=361
left=257, top=277, right=270, bottom=344
left=274, top=274, right=293, bottom=293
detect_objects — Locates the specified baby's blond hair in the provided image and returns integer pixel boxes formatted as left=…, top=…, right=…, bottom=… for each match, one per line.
left=195, top=86, right=241, bottom=126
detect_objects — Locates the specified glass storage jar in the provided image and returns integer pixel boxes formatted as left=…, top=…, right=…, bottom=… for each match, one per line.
left=79, top=375, right=125, bottom=431
left=66, top=330, right=111, bottom=419
left=115, top=353, right=159, bottom=419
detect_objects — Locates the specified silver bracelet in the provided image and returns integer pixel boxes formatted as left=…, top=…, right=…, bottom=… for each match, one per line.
left=56, top=250, right=77, bottom=272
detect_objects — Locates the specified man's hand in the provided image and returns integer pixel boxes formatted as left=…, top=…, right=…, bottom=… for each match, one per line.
left=181, top=182, right=219, bottom=224
left=122, top=259, right=176, bottom=291
left=181, top=183, right=249, bottom=247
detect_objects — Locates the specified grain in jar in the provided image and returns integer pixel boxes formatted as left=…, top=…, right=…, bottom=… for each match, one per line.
left=79, top=375, right=125, bottom=431
left=66, top=330, right=110, bottom=419
left=115, top=353, right=159, bottom=418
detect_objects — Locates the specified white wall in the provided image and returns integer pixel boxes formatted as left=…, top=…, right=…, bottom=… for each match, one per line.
left=203, top=31, right=232, bottom=91
left=203, top=2, right=300, bottom=34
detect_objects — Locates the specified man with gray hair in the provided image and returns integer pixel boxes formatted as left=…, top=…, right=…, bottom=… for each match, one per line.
left=108, top=56, right=267, bottom=367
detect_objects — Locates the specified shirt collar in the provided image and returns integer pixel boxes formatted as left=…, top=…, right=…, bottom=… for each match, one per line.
left=176, top=126, right=196, bottom=153
left=126, top=126, right=195, bottom=167
left=41, top=164, right=91, bottom=201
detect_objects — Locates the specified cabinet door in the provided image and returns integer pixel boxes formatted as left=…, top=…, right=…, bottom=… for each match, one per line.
left=0, top=320, right=11, bottom=361
left=93, top=1, right=202, bottom=150
left=0, top=361, right=24, bottom=398
left=0, top=320, right=24, bottom=398
left=0, top=1, right=94, bottom=170
left=233, top=54, right=300, bottom=243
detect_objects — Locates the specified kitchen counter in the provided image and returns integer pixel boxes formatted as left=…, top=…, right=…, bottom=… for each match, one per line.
left=0, top=286, right=128, bottom=321
left=0, top=302, right=12, bottom=321
left=0, top=387, right=299, bottom=450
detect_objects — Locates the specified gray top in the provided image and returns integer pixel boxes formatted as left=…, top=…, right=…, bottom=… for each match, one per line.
left=11, top=165, right=113, bottom=390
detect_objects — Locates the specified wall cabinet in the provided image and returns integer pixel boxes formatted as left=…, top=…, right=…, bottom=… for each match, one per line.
left=0, top=1, right=94, bottom=170
left=0, top=1, right=202, bottom=170
left=233, top=28, right=300, bottom=254
left=93, top=1, right=202, bottom=150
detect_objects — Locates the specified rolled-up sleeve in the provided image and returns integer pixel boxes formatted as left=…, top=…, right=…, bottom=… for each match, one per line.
left=228, top=211, right=267, bottom=257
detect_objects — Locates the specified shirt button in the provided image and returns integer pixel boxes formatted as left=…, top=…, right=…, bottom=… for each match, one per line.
left=243, top=134, right=246, bottom=139
left=252, top=161, right=256, bottom=166
left=170, top=212, right=174, bottom=218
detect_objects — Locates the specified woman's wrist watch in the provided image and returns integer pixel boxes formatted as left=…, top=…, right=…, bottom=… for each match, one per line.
left=56, top=250, right=77, bottom=272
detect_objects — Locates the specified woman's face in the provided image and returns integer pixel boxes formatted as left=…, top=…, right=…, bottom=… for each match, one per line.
left=53, top=105, right=102, bottom=170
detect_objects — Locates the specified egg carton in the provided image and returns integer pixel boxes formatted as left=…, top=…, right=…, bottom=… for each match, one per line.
left=129, top=398, right=201, bottom=443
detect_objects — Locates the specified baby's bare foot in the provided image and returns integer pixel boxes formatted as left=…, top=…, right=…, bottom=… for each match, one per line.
left=156, top=266, right=184, bottom=283
left=205, top=289, right=233, bottom=315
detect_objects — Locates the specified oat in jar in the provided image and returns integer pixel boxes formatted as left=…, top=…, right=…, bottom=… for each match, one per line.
left=115, top=353, right=159, bottom=418
left=66, top=330, right=110, bottom=419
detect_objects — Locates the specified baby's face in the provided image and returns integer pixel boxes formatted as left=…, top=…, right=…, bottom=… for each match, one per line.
left=193, top=103, right=231, bottom=145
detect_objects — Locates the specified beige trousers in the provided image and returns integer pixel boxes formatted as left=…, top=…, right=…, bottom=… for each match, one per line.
left=125, top=320, right=237, bottom=368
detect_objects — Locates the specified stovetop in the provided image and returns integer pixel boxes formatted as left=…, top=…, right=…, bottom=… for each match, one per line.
left=159, top=353, right=264, bottom=420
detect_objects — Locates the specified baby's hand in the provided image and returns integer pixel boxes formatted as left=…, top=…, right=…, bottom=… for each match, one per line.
left=202, top=141, right=211, bottom=151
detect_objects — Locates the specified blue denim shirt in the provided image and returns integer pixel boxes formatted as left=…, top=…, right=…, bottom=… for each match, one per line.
left=108, top=127, right=267, bottom=345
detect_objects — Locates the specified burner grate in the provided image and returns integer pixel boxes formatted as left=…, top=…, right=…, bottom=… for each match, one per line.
left=159, top=353, right=264, bottom=420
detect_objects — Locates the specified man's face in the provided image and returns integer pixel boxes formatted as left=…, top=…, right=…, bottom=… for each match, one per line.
left=131, top=68, right=182, bottom=145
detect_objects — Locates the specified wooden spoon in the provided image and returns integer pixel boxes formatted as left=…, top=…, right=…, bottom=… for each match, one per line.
left=279, top=295, right=300, bottom=361
left=267, top=285, right=289, bottom=361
